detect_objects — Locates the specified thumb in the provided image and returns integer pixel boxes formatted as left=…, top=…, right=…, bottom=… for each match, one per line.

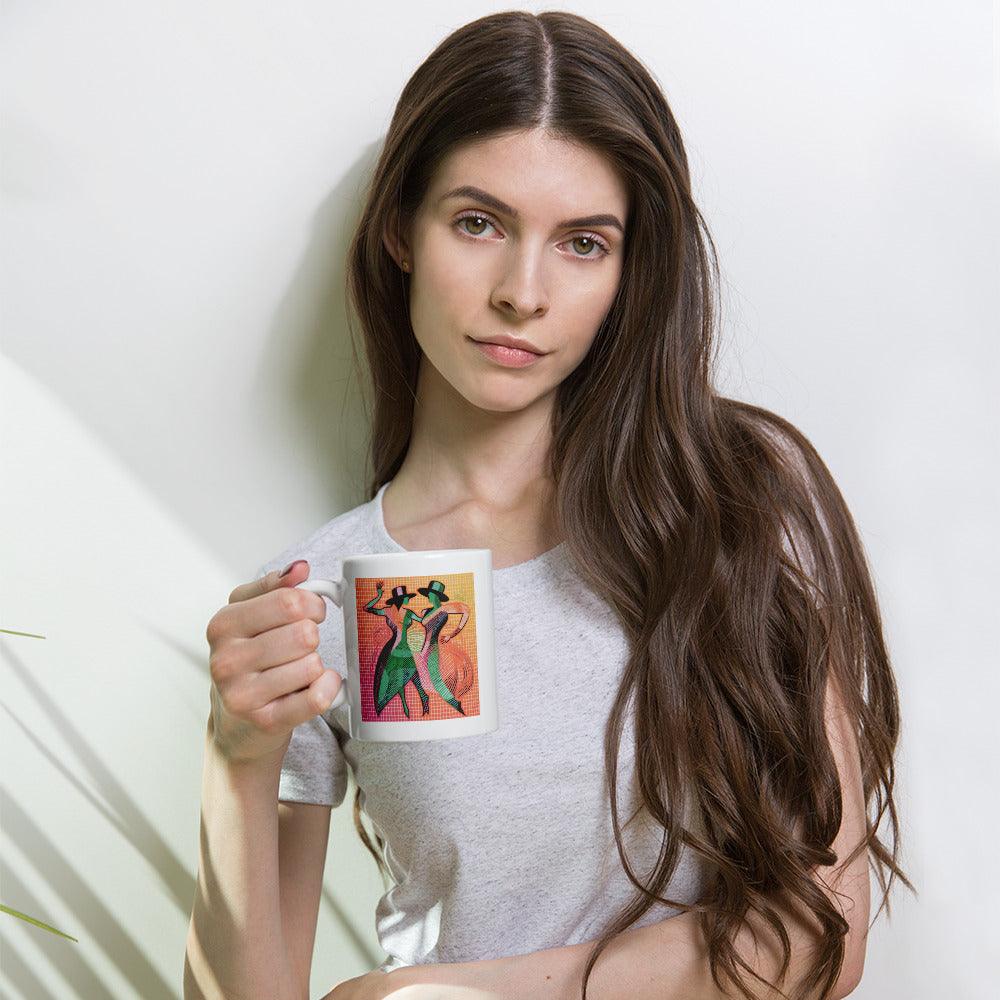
left=273, top=559, right=309, bottom=588
left=231, top=558, right=310, bottom=606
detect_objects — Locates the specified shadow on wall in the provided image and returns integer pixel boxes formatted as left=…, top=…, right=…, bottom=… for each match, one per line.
left=1, top=138, right=392, bottom=996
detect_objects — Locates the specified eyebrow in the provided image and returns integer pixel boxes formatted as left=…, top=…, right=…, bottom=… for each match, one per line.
left=440, top=185, right=625, bottom=234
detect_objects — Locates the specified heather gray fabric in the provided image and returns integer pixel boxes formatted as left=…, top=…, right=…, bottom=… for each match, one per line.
left=255, top=482, right=709, bottom=971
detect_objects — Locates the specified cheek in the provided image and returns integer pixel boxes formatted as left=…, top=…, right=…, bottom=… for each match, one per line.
left=410, top=238, right=477, bottom=329
left=559, top=273, right=620, bottom=354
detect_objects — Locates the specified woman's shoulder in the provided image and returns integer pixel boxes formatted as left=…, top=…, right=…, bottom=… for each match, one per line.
left=726, top=400, right=848, bottom=588
left=727, top=400, right=840, bottom=511
left=730, top=400, right=821, bottom=476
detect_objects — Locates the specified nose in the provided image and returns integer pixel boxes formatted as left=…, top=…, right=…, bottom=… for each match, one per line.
left=490, top=247, right=550, bottom=319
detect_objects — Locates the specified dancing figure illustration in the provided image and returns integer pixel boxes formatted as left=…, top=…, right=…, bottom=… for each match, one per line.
left=365, top=581, right=432, bottom=717
left=413, top=579, right=474, bottom=709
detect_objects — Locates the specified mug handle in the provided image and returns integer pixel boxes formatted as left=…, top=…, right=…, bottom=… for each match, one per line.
left=294, top=578, right=348, bottom=711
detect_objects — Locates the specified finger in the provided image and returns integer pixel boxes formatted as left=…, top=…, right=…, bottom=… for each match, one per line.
left=249, top=668, right=344, bottom=730
left=232, top=650, right=328, bottom=709
left=229, top=558, right=310, bottom=605
left=216, top=577, right=328, bottom=643
left=248, top=617, right=325, bottom=672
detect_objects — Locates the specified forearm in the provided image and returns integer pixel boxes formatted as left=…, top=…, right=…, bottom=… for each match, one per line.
left=184, top=720, right=298, bottom=1000
left=393, top=906, right=859, bottom=1000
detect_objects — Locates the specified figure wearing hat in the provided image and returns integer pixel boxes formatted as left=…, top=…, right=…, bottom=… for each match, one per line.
left=365, top=581, right=434, bottom=717
left=412, top=579, right=474, bottom=710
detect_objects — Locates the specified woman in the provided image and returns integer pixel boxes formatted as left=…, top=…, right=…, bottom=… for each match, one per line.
left=193, top=11, right=912, bottom=1000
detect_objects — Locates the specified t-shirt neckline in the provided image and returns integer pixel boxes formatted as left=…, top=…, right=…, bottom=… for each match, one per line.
left=370, top=481, right=569, bottom=581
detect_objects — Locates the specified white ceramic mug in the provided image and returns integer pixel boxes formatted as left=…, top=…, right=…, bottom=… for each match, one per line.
left=295, top=548, right=498, bottom=742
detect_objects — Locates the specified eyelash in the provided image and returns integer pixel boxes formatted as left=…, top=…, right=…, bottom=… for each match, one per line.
left=452, top=210, right=612, bottom=258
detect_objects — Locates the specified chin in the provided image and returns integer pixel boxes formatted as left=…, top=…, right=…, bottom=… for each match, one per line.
left=421, top=351, right=550, bottom=413
left=460, top=381, right=543, bottom=414
left=467, top=394, right=534, bottom=415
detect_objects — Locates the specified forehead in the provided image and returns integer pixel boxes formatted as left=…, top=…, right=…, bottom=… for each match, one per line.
left=427, top=128, right=628, bottom=217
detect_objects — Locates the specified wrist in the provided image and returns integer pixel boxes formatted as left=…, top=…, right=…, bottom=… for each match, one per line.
left=387, top=962, right=507, bottom=999
left=205, top=726, right=287, bottom=783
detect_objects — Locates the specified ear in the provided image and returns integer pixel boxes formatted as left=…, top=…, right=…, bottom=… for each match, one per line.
left=382, top=209, right=412, bottom=271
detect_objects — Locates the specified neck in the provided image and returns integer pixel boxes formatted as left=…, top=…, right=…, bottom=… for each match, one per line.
left=395, top=354, right=557, bottom=511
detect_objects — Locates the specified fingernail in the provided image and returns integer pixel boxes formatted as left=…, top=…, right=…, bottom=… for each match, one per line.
left=279, top=559, right=306, bottom=578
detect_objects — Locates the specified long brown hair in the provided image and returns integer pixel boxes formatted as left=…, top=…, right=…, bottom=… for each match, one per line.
left=340, top=11, right=913, bottom=999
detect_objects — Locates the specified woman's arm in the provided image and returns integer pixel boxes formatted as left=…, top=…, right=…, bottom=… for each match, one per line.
left=184, top=719, right=302, bottom=1000
left=379, top=671, right=869, bottom=1000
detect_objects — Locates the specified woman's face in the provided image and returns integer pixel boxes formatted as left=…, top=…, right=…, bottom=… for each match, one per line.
left=391, top=128, right=629, bottom=414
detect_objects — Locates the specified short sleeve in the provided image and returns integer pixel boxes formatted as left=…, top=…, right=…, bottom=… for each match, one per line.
left=278, top=715, right=350, bottom=807
left=253, top=560, right=351, bottom=808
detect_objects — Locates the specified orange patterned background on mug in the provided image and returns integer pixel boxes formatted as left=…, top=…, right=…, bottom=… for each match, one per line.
left=355, top=572, right=480, bottom=722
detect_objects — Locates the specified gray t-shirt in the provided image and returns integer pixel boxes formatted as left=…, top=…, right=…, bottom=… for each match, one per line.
left=255, top=481, right=709, bottom=971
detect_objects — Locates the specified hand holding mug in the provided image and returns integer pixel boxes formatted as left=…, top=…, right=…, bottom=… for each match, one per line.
left=205, top=560, right=343, bottom=764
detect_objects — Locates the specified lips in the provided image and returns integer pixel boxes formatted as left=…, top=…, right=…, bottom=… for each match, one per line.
left=468, top=336, right=546, bottom=368
left=476, top=340, right=543, bottom=357
left=470, top=335, right=545, bottom=355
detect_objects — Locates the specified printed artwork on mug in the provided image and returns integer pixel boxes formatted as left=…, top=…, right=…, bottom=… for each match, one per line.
left=355, top=573, right=480, bottom=722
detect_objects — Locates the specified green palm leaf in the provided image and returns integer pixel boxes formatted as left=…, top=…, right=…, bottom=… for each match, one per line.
left=1, top=904, right=78, bottom=942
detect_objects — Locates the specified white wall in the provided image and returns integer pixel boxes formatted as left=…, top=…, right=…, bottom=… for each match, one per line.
left=2, top=2, right=997, bottom=997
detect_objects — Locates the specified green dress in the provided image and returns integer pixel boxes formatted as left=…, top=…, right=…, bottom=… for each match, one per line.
left=367, top=598, right=429, bottom=717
